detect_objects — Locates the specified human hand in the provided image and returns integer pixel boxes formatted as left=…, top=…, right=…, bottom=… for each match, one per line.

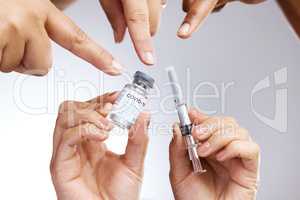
left=50, top=92, right=150, bottom=200
left=177, top=0, right=266, bottom=38
left=0, top=0, right=123, bottom=76
left=169, top=108, right=260, bottom=200
left=99, top=0, right=165, bottom=65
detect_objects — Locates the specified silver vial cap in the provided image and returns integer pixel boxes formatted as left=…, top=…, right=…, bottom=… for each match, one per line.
left=133, top=71, right=155, bottom=89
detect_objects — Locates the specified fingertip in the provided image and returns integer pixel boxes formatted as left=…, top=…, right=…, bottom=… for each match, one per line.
left=102, top=60, right=124, bottom=76
left=141, top=51, right=155, bottom=65
left=113, top=29, right=126, bottom=44
left=177, top=23, right=192, bottom=39
left=133, top=39, right=156, bottom=65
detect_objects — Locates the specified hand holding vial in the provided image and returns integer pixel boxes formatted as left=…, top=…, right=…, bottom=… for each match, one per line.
left=50, top=92, right=150, bottom=200
left=169, top=108, right=260, bottom=200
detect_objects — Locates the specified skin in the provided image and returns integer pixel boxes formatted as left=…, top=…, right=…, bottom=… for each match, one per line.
left=50, top=92, right=150, bottom=200
left=0, top=0, right=123, bottom=76
left=169, top=108, right=260, bottom=200
left=177, top=0, right=266, bottom=38
left=99, top=0, right=163, bottom=65
left=100, top=0, right=265, bottom=63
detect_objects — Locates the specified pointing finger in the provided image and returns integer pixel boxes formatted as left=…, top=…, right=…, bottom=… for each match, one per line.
left=178, top=0, right=219, bottom=39
left=122, top=0, right=155, bottom=65
left=46, top=5, right=123, bottom=75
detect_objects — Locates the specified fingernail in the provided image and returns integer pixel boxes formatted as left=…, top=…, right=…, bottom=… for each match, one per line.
left=178, top=23, right=190, bottom=36
left=111, top=60, right=123, bottom=72
left=142, top=51, right=155, bottom=65
left=198, top=142, right=210, bottom=156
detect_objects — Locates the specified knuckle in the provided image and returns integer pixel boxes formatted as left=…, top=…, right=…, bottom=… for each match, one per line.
left=1, top=19, right=20, bottom=36
left=97, top=47, right=107, bottom=60
left=127, top=9, right=148, bottom=24
left=69, top=26, right=88, bottom=52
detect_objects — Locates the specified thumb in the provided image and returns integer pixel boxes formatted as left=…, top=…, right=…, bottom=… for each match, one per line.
left=169, top=123, right=192, bottom=181
left=122, top=112, right=150, bottom=175
left=45, top=5, right=123, bottom=75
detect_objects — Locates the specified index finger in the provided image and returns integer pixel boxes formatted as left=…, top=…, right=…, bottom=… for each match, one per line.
left=46, top=5, right=123, bottom=75
left=122, top=0, right=155, bottom=65
left=178, top=0, right=219, bottom=38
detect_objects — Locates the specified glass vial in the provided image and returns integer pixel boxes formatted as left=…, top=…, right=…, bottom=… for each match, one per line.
left=109, top=71, right=155, bottom=129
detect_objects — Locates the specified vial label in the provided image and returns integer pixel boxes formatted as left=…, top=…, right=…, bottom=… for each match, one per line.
left=110, top=87, right=147, bottom=128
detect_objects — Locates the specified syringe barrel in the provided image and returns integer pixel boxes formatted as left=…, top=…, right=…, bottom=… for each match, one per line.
left=177, top=103, right=191, bottom=127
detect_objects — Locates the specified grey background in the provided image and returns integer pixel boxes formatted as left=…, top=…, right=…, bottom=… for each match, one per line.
left=0, top=0, right=299, bottom=199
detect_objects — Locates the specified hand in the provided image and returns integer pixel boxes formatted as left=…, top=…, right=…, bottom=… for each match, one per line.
left=169, top=108, right=260, bottom=200
left=50, top=92, right=150, bottom=200
left=99, top=0, right=164, bottom=65
left=0, top=0, right=123, bottom=76
left=177, top=0, right=266, bottom=38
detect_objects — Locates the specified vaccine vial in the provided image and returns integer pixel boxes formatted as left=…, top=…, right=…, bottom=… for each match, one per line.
left=109, top=71, right=155, bottom=129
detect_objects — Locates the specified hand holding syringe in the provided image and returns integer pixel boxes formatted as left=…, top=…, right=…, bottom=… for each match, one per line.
left=167, top=66, right=206, bottom=173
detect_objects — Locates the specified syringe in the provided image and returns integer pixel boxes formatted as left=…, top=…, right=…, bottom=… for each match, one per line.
left=167, top=67, right=206, bottom=173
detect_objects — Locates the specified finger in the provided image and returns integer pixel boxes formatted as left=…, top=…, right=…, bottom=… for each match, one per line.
left=216, top=140, right=260, bottom=171
left=169, top=123, right=192, bottom=182
left=96, top=102, right=113, bottom=117
left=148, top=0, right=162, bottom=36
left=46, top=5, right=123, bottom=75
left=54, top=107, right=112, bottom=153
left=240, top=0, right=265, bottom=4
left=57, top=92, right=119, bottom=114
left=100, top=0, right=127, bottom=43
left=192, top=116, right=238, bottom=141
left=197, top=127, right=250, bottom=157
left=58, top=123, right=108, bottom=160
left=122, top=112, right=150, bottom=175
left=122, top=0, right=155, bottom=65
left=52, top=101, right=113, bottom=166
left=81, top=139, right=107, bottom=168
left=182, top=0, right=194, bottom=12
left=177, top=0, right=219, bottom=39
left=52, top=123, right=108, bottom=182
left=188, top=107, right=209, bottom=124
left=0, top=35, right=25, bottom=73
left=15, top=29, right=52, bottom=76
left=58, top=109, right=113, bottom=131
left=87, top=91, right=119, bottom=108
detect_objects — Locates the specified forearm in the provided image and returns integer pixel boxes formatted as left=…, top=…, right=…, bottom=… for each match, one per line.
left=51, top=0, right=76, bottom=10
